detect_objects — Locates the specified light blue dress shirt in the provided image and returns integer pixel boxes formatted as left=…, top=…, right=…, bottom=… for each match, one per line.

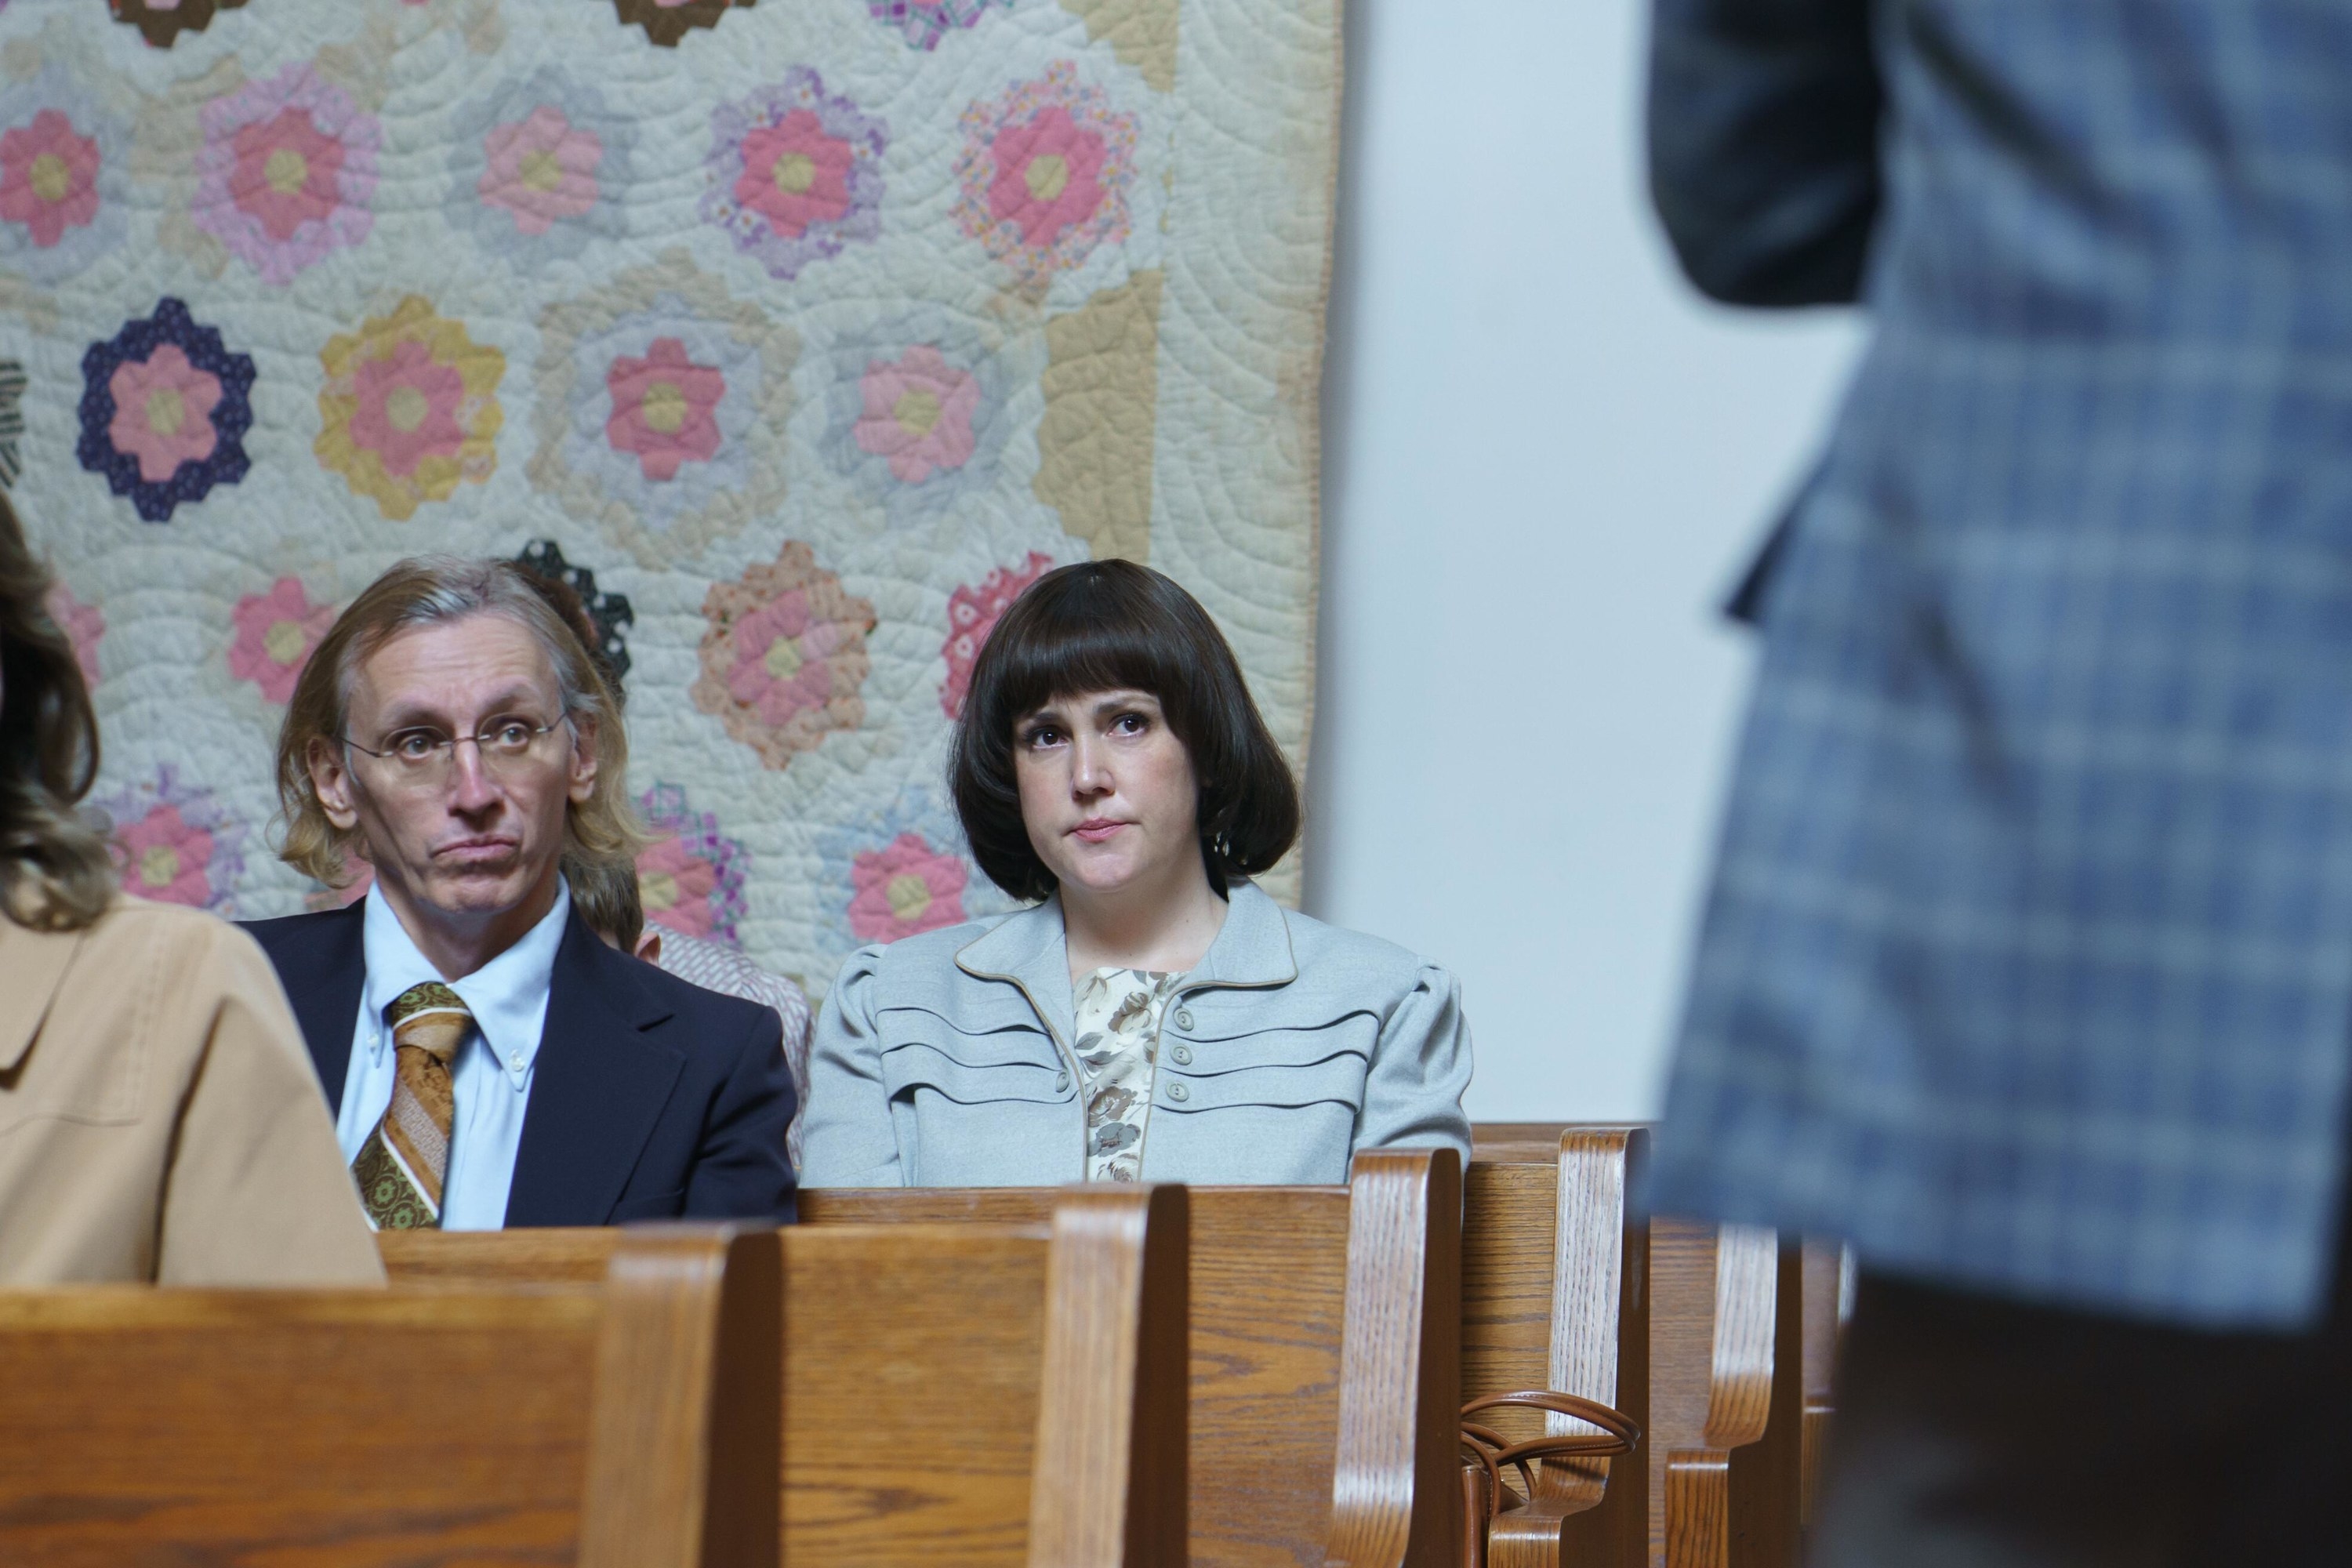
left=334, top=879, right=569, bottom=1231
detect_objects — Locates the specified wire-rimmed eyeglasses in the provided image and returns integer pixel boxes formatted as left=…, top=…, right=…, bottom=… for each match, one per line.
left=339, top=714, right=575, bottom=786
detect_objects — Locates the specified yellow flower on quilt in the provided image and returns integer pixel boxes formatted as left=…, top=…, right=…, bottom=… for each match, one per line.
left=314, top=296, right=505, bottom=521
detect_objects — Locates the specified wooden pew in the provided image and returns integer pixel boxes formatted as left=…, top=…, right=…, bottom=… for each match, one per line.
left=801, top=1147, right=1464, bottom=1568
left=0, top=1225, right=775, bottom=1568
left=1461, top=1127, right=1650, bottom=1568
left=1468, top=1125, right=1811, bottom=1568
left=383, top=1188, right=1187, bottom=1568
left=1795, top=1240, right=1849, bottom=1536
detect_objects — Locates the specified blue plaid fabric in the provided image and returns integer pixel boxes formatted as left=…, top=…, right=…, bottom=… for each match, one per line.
left=1651, top=0, right=2352, bottom=1328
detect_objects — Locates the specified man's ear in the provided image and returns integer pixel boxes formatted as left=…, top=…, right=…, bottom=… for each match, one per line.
left=568, top=711, right=600, bottom=805
left=634, top=930, right=663, bottom=965
left=307, top=735, right=362, bottom=833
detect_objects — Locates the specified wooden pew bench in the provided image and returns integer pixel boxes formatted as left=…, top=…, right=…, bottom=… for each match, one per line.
left=1461, top=1126, right=1650, bottom=1568
left=1468, top=1125, right=1819, bottom=1568
left=381, top=1188, right=1186, bottom=1568
left=0, top=1225, right=774, bottom=1568
left=801, top=1146, right=1464, bottom=1568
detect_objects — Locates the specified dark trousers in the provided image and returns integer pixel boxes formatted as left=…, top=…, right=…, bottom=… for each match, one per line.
left=1809, top=1263, right=2352, bottom=1566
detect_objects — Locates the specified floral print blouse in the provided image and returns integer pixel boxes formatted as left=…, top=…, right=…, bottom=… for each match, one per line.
left=1072, top=967, right=1188, bottom=1181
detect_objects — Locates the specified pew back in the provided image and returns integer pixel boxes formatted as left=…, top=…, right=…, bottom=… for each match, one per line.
left=801, top=1147, right=1462, bottom=1568
left=0, top=1226, right=771, bottom=1568
left=1462, top=1127, right=1650, bottom=1568
left=382, top=1192, right=1185, bottom=1568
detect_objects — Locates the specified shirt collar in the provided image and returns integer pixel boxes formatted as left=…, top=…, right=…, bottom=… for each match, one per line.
left=360, top=877, right=571, bottom=1091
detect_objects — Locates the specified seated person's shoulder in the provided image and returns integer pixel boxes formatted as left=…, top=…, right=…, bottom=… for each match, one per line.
left=1275, top=901, right=1450, bottom=993
left=855, top=908, right=1030, bottom=993
left=96, top=893, right=278, bottom=982
left=611, top=938, right=784, bottom=1050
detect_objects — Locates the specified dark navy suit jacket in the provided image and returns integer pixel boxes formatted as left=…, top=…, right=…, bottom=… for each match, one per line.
left=245, top=901, right=797, bottom=1226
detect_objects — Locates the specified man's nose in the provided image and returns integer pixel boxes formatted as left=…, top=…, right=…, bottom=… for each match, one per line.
left=445, top=738, right=502, bottom=811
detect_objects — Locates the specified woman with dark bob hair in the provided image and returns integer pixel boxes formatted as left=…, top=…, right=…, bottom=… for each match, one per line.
left=803, top=560, right=1471, bottom=1186
left=0, top=495, right=379, bottom=1282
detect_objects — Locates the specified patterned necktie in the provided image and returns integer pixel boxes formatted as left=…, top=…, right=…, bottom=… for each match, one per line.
left=350, top=981, right=471, bottom=1230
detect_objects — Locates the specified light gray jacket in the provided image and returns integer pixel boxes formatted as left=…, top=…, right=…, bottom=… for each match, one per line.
left=801, top=880, right=1472, bottom=1187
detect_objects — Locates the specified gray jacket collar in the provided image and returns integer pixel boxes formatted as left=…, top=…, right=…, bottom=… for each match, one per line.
left=953, top=877, right=1299, bottom=1021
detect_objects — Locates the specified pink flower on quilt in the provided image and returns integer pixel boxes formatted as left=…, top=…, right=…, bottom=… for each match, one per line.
left=104, top=344, right=223, bottom=485
left=605, top=336, right=725, bottom=482
left=733, top=110, right=854, bottom=239
left=0, top=109, right=100, bottom=249
left=940, top=550, right=1053, bottom=717
left=724, top=589, right=857, bottom=730
left=985, top=107, right=1107, bottom=249
left=636, top=832, right=722, bottom=940
left=45, top=586, right=103, bottom=689
left=348, top=338, right=468, bottom=479
left=478, top=105, right=603, bottom=237
left=954, top=63, right=1136, bottom=287
left=228, top=576, right=337, bottom=705
left=194, top=64, right=379, bottom=285
left=115, top=804, right=216, bottom=909
left=230, top=107, right=344, bottom=242
left=854, top=346, right=979, bottom=485
left=849, top=832, right=968, bottom=943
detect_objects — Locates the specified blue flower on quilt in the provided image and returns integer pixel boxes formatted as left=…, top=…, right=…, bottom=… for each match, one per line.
left=93, top=764, right=249, bottom=916
left=700, top=70, right=886, bottom=282
left=868, top=0, right=1014, bottom=50
left=446, top=67, right=636, bottom=261
left=814, top=785, right=1019, bottom=957
left=819, top=308, right=1032, bottom=520
left=0, top=65, right=131, bottom=286
left=75, top=298, right=256, bottom=524
left=528, top=252, right=797, bottom=568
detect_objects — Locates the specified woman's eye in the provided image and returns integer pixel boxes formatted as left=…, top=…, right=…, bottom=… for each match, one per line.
left=1112, top=713, right=1147, bottom=735
left=1023, top=727, right=1063, bottom=749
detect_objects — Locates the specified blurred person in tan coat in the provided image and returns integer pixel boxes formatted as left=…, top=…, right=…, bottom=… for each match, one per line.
left=0, top=495, right=382, bottom=1285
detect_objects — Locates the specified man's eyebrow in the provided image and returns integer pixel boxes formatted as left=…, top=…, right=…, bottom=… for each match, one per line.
left=372, top=686, right=554, bottom=729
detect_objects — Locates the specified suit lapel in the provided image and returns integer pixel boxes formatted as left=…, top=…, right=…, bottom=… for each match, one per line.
left=280, top=903, right=367, bottom=1115
left=503, top=909, right=683, bottom=1227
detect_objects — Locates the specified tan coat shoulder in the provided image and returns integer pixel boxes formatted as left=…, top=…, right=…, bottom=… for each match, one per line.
left=0, top=896, right=385, bottom=1286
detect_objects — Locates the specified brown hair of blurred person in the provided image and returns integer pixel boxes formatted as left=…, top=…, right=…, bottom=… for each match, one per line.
left=567, top=851, right=649, bottom=955
left=0, top=492, right=113, bottom=931
left=272, top=554, right=643, bottom=891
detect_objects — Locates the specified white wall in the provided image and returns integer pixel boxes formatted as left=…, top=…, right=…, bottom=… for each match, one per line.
left=1303, top=0, right=1865, bottom=1120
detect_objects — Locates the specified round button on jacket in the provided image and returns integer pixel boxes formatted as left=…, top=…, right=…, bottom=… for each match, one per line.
left=1055, top=1071, right=1071, bottom=1091
left=1174, top=1007, right=1195, bottom=1031
left=1170, top=1044, right=1193, bottom=1066
left=1167, top=1082, right=1190, bottom=1102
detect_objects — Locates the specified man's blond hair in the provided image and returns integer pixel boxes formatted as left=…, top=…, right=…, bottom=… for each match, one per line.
left=273, top=555, right=644, bottom=888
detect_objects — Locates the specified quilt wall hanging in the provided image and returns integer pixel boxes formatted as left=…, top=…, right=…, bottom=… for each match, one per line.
left=0, top=0, right=1335, bottom=996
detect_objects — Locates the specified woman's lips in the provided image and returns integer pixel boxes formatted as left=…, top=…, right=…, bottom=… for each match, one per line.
left=1070, top=819, right=1129, bottom=844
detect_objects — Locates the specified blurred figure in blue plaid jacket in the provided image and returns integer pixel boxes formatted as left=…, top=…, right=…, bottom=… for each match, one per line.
left=1650, top=1, right=2352, bottom=1559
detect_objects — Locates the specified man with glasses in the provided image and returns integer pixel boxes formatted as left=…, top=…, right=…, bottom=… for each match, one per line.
left=243, top=556, right=795, bottom=1230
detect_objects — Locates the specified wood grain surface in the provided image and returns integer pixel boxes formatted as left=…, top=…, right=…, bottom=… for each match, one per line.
left=381, top=1208, right=1199, bottom=1568
left=1027, top=1187, right=1189, bottom=1568
left=1795, top=1243, right=1845, bottom=1534
left=1648, top=1218, right=1785, bottom=1568
left=0, top=1229, right=753, bottom=1568
left=1462, top=1127, right=1652, bottom=1568
left=807, top=1151, right=1461, bottom=1568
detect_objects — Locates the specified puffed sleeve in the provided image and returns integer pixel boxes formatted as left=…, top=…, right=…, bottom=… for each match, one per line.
left=157, top=923, right=386, bottom=1287
left=1353, top=962, right=1473, bottom=1164
left=800, top=942, right=906, bottom=1187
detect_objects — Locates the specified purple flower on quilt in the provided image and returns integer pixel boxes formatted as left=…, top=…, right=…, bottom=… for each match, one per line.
left=191, top=63, right=379, bottom=285
left=868, top=0, right=1012, bottom=49
left=76, top=298, right=256, bottom=524
left=634, top=783, right=751, bottom=946
left=94, top=764, right=248, bottom=915
left=700, top=70, right=886, bottom=281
